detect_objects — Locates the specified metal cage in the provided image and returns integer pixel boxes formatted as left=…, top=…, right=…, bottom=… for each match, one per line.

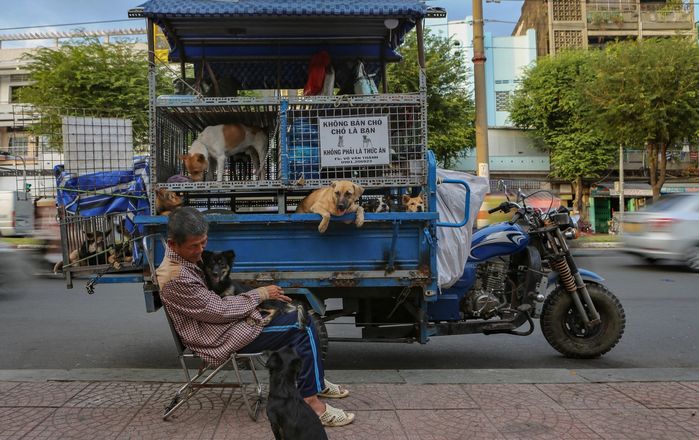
left=151, top=93, right=427, bottom=214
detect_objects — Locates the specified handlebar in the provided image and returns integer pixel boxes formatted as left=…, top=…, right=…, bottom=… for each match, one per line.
left=488, top=201, right=519, bottom=214
left=487, top=205, right=501, bottom=214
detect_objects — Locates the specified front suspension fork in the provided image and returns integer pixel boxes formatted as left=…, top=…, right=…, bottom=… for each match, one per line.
left=550, top=230, right=601, bottom=327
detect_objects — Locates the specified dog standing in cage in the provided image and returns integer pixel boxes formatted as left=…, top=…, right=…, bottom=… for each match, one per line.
left=181, top=123, right=268, bottom=182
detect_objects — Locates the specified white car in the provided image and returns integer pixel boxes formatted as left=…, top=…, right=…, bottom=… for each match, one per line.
left=622, top=193, right=699, bottom=272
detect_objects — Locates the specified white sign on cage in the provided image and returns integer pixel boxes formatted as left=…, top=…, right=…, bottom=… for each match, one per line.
left=318, top=116, right=389, bottom=167
left=62, top=116, right=133, bottom=175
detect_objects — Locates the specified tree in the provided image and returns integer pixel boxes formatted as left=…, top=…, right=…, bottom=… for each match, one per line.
left=509, top=50, right=615, bottom=218
left=588, top=38, right=699, bottom=200
left=19, top=37, right=173, bottom=151
left=386, top=30, right=475, bottom=168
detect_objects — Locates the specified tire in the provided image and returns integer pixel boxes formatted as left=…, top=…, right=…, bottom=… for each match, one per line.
left=684, top=245, right=699, bottom=273
left=308, top=310, right=329, bottom=362
left=541, top=283, right=625, bottom=359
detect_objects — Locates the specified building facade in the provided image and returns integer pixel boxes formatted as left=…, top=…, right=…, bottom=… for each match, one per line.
left=513, top=0, right=699, bottom=232
left=514, top=0, right=696, bottom=55
left=446, top=18, right=549, bottom=181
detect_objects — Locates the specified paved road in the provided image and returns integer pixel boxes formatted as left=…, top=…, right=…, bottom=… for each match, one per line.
left=1, top=249, right=697, bottom=370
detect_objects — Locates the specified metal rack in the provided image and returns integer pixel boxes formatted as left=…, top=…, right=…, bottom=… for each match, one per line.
left=151, top=93, right=427, bottom=213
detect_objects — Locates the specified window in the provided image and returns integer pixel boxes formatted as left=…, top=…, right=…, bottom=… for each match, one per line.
left=495, top=91, right=512, bottom=112
left=9, top=74, right=30, bottom=83
left=8, top=135, right=29, bottom=157
left=9, top=86, right=25, bottom=103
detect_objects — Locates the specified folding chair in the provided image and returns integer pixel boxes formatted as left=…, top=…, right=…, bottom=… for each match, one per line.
left=162, top=310, right=265, bottom=421
left=140, top=233, right=265, bottom=421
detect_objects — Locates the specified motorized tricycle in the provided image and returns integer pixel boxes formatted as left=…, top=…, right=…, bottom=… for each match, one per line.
left=42, top=0, right=623, bottom=360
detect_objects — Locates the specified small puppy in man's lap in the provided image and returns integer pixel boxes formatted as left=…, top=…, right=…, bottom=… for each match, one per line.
left=295, top=180, right=364, bottom=233
left=200, top=249, right=305, bottom=327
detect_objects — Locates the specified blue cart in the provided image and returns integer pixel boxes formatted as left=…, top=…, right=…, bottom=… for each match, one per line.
left=49, top=0, right=470, bottom=357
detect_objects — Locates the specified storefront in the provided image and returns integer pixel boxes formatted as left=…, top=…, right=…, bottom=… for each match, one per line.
left=589, top=183, right=652, bottom=233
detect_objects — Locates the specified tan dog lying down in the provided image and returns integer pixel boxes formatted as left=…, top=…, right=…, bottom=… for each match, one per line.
left=181, top=123, right=268, bottom=182
left=295, top=181, right=364, bottom=233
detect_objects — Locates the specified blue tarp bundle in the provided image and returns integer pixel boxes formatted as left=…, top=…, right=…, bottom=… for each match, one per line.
left=55, top=157, right=150, bottom=263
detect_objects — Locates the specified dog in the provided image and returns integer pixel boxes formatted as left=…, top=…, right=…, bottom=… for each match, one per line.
left=266, top=345, right=328, bottom=440
left=155, top=187, right=184, bottom=216
left=402, top=193, right=426, bottom=212
left=295, top=180, right=364, bottom=234
left=108, top=224, right=133, bottom=270
left=181, top=123, right=268, bottom=182
left=361, top=195, right=391, bottom=213
left=200, top=250, right=305, bottom=327
left=54, top=229, right=111, bottom=273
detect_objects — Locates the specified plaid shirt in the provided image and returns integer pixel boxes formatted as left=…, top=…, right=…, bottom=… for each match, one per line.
left=156, top=247, right=267, bottom=366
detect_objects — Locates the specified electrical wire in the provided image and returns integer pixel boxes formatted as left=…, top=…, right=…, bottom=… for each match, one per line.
left=0, top=19, right=138, bottom=32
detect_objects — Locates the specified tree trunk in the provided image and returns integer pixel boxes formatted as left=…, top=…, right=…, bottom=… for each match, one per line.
left=648, top=141, right=668, bottom=201
left=573, top=176, right=586, bottom=220
left=647, top=142, right=659, bottom=201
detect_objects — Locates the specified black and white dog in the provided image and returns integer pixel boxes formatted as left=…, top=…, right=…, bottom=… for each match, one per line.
left=266, top=345, right=328, bottom=440
left=200, top=250, right=306, bottom=327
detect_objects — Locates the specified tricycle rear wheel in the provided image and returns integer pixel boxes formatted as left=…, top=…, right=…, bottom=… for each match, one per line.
left=541, top=283, right=625, bottom=358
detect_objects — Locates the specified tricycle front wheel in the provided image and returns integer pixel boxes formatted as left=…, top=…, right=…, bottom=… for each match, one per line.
left=309, top=310, right=329, bottom=362
left=541, top=283, right=625, bottom=358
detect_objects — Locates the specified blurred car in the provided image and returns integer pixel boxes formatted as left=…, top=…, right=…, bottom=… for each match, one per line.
left=0, top=190, right=34, bottom=237
left=622, top=193, right=699, bottom=272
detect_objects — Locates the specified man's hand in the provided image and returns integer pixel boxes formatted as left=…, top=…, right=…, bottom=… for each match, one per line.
left=262, top=285, right=292, bottom=303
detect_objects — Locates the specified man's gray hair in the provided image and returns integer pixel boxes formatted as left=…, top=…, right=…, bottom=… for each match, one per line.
left=167, top=207, right=208, bottom=245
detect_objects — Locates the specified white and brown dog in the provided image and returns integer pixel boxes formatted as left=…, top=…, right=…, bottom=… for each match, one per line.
left=181, top=124, right=268, bottom=182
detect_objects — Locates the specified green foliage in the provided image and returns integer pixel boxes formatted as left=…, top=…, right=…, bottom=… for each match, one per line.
left=386, top=30, right=475, bottom=168
left=509, top=49, right=615, bottom=183
left=19, top=37, right=173, bottom=151
left=589, top=38, right=699, bottom=148
left=588, top=37, right=699, bottom=198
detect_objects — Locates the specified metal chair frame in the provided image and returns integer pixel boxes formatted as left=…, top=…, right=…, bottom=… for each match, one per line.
left=142, top=233, right=264, bottom=421
left=163, top=311, right=264, bottom=421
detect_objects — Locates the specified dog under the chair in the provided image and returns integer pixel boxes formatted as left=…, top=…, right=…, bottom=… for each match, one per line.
left=266, top=345, right=329, bottom=440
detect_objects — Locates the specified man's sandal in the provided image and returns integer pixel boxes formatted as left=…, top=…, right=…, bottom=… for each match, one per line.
left=318, top=379, right=350, bottom=398
left=319, top=404, right=355, bottom=427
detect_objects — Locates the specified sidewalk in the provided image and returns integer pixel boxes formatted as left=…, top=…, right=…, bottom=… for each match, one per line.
left=2, top=368, right=699, bottom=439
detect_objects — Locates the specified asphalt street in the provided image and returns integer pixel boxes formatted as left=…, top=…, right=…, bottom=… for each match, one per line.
left=0, top=248, right=697, bottom=371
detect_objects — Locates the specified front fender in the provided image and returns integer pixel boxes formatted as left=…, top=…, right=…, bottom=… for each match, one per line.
left=548, top=268, right=605, bottom=287
left=284, top=288, right=326, bottom=316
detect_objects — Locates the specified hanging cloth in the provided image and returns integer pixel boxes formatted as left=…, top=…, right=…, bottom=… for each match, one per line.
left=304, top=50, right=331, bottom=96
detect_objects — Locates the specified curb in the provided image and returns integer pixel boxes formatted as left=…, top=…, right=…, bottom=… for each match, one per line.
left=570, top=242, right=623, bottom=249
left=2, top=368, right=699, bottom=384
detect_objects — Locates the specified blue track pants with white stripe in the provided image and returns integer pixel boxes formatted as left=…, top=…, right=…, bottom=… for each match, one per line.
left=238, top=311, right=324, bottom=398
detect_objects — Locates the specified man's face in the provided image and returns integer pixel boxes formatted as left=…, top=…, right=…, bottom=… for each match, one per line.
left=169, top=234, right=208, bottom=264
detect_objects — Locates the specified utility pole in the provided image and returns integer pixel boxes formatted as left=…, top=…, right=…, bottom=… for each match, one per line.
left=618, top=145, right=624, bottom=235
left=473, top=0, right=490, bottom=181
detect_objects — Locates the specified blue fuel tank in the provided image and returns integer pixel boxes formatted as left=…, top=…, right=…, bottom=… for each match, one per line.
left=467, top=222, right=529, bottom=263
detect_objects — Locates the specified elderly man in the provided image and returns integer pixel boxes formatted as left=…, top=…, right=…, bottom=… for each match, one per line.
left=156, top=207, right=354, bottom=427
